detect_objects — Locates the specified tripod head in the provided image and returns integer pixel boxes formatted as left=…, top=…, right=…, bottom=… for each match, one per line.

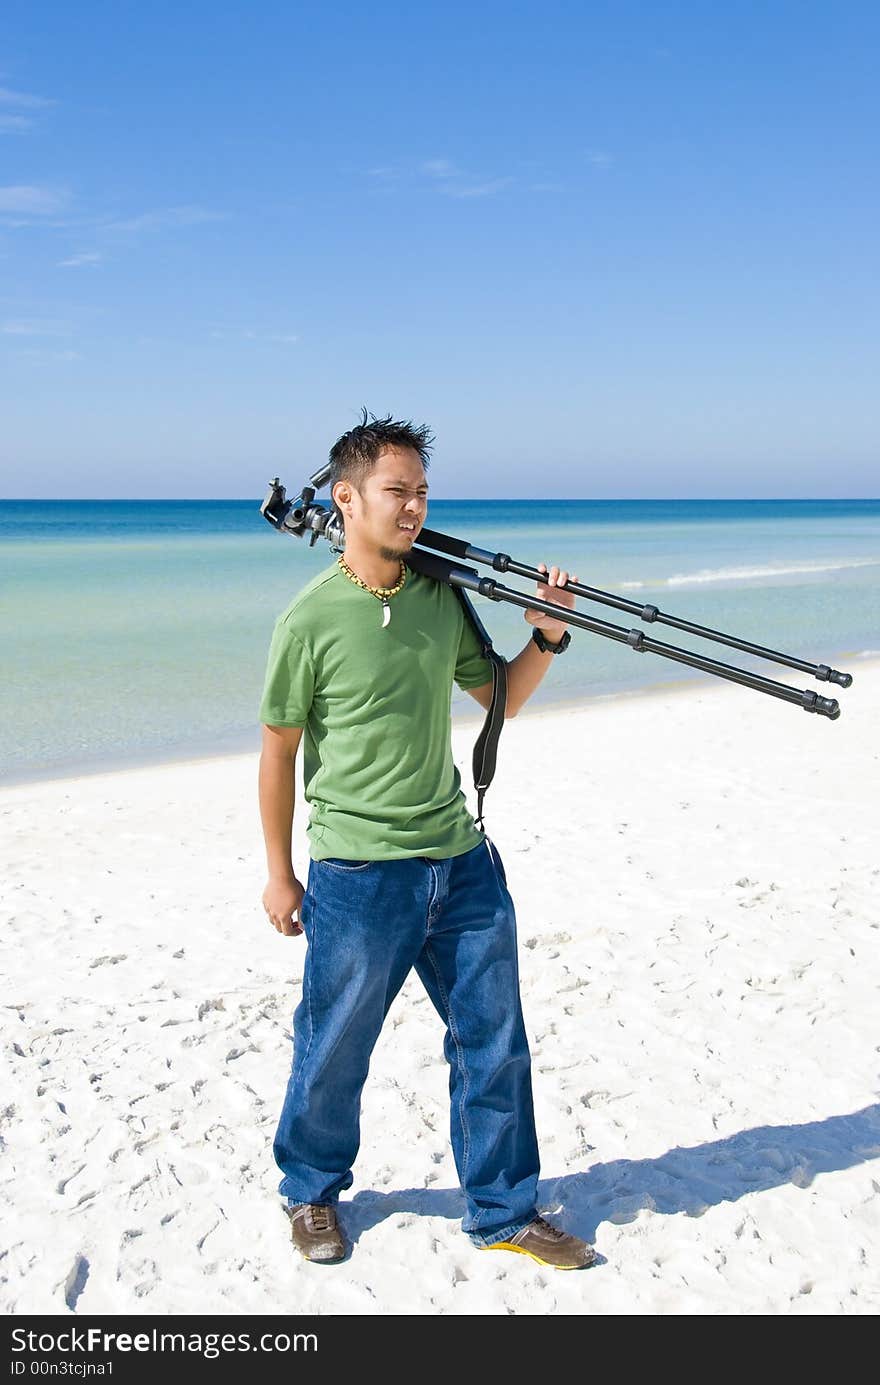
left=261, top=474, right=345, bottom=551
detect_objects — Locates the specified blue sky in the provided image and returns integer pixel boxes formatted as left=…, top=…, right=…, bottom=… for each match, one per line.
left=1, top=1, right=877, bottom=499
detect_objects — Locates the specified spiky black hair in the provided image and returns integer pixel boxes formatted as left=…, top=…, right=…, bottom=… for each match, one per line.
left=328, top=408, right=433, bottom=514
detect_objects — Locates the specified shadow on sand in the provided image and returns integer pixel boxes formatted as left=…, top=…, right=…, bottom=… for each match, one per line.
left=324, top=1103, right=880, bottom=1246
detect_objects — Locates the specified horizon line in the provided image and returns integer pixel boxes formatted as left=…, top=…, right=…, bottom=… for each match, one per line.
left=2, top=495, right=879, bottom=504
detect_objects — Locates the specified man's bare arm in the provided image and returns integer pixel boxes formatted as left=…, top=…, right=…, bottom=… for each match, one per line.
left=464, top=630, right=560, bottom=719
left=464, top=563, right=577, bottom=718
left=259, top=723, right=306, bottom=937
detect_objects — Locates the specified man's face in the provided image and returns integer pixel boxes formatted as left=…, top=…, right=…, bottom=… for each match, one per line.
left=335, top=446, right=429, bottom=560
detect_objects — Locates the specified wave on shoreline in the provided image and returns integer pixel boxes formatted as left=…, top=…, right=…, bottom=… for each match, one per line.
left=620, top=558, right=880, bottom=590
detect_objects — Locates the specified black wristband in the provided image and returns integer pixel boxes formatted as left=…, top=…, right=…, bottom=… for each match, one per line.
left=532, top=626, right=571, bottom=655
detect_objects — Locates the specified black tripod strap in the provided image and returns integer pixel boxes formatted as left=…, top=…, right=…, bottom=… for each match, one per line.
left=453, top=586, right=508, bottom=833
left=403, top=546, right=507, bottom=832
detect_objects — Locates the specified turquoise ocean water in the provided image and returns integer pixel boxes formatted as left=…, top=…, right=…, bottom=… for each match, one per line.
left=2, top=498, right=878, bottom=785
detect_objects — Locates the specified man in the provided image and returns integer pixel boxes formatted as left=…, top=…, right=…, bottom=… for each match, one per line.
left=258, top=410, right=593, bottom=1270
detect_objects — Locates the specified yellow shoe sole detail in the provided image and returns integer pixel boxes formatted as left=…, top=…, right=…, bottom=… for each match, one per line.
left=480, top=1241, right=585, bottom=1270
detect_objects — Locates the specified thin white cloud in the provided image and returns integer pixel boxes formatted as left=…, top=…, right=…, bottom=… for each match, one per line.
left=586, top=150, right=613, bottom=168
left=10, top=346, right=81, bottom=363
left=104, top=205, right=226, bottom=234
left=422, top=159, right=461, bottom=179
left=0, top=184, right=66, bottom=214
left=57, top=251, right=103, bottom=268
left=366, top=158, right=517, bottom=200
left=211, top=327, right=298, bottom=345
left=443, top=177, right=513, bottom=199
left=0, top=85, right=54, bottom=109
left=420, top=159, right=512, bottom=199
left=242, top=329, right=298, bottom=343
left=1, top=318, right=73, bottom=337
left=0, top=114, right=31, bottom=133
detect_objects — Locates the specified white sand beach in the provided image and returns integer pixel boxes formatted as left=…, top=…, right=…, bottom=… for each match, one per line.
left=2, top=661, right=879, bottom=1316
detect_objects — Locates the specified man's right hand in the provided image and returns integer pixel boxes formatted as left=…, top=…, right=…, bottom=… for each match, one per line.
left=262, top=875, right=306, bottom=937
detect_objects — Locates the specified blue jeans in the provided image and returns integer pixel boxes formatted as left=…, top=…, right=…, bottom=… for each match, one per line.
left=273, top=837, right=540, bottom=1245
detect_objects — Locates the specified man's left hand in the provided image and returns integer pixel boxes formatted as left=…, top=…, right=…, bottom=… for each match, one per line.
left=524, top=563, right=578, bottom=644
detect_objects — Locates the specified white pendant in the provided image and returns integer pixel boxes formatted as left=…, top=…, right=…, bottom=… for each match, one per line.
left=381, top=600, right=391, bottom=628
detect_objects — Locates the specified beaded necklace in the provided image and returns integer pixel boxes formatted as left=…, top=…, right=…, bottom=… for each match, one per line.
left=337, top=553, right=407, bottom=627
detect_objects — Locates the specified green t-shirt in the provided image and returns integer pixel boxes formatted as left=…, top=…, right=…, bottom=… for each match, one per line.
left=258, top=560, right=495, bottom=861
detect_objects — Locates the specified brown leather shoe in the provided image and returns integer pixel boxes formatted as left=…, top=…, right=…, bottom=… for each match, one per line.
left=481, top=1215, right=595, bottom=1270
left=285, top=1202, right=347, bottom=1263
